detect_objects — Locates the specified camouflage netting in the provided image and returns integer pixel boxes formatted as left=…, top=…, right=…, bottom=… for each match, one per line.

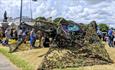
left=37, top=21, right=113, bottom=70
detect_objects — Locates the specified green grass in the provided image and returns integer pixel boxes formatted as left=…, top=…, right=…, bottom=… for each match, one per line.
left=0, top=47, right=34, bottom=70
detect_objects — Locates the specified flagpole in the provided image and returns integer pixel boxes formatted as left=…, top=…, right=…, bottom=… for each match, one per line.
left=20, top=0, right=23, bottom=25
left=19, top=0, right=37, bottom=25
left=30, top=0, right=33, bottom=22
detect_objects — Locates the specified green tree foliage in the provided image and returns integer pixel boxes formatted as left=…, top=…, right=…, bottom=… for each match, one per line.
left=35, top=16, right=46, bottom=21
left=3, top=11, right=8, bottom=22
left=53, top=17, right=75, bottom=26
left=98, top=23, right=109, bottom=32
left=53, top=17, right=68, bottom=25
left=67, top=20, right=74, bottom=23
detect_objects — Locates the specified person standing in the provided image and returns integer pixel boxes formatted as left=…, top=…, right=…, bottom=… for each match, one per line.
left=10, top=29, right=14, bottom=38
left=22, top=30, right=27, bottom=44
left=43, top=34, right=50, bottom=47
left=49, top=28, right=57, bottom=43
left=108, top=28, right=114, bottom=47
left=37, top=30, right=43, bottom=47
left=97, top=29, right=103, bottom=39
left=13, top=29, right=17, bottom=40
left=113, top=31, right=115, bottom=47
left=4, top=28, right=11, bottom=45
left=30, top=28, right=36, bottom=49
left=11, top=27, right=23, bottom=52
left=96, top=26, right=103, bottom=40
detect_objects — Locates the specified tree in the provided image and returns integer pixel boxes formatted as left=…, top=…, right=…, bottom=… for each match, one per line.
left=3, top=11, right=8, bottom=22
left=35, top=17, right=46, bottom=21
left=54, top=17, right=67, bottom=23
left=98, top=23, right=109, bottom=32
left=53, top=17, right=68, bottom=26
left=67, top=20, right=74, bottom=23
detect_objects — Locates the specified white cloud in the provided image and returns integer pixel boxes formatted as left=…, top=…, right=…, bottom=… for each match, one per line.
left=84, top=0, right=107, bottom=4
left=0, top=0, right=115, bottom=27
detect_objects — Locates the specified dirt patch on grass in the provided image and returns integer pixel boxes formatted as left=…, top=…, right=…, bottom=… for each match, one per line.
left=15, top=48, right=49, bottom=70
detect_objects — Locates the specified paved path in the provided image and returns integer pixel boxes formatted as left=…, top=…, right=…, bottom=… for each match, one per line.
left=0, top=53, right=19, bottom=70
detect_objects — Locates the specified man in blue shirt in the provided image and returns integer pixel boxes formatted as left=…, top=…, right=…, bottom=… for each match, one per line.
left=30, top=28, right=36, bottom=49
left=108, top=28, right=113, bottom=47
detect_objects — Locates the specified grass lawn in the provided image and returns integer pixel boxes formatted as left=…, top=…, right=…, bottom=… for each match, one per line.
left=0, top=43, right=49, bottom=70
left=0, top=39, right=49, bottom=70
left=0, top=46, right=34, bottom=70
left=15, top=48, right=49, bottom=70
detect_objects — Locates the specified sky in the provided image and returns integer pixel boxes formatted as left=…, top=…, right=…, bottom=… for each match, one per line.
left=0, top=0, right=115, bottom=27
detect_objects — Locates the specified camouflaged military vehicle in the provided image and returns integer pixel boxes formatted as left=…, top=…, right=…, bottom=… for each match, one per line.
left=34, top=19, right=85, bottom=48
left=37, top=21, right=113, bottom=70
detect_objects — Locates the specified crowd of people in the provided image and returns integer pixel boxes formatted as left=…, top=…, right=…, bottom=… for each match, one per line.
left=0, top=24, right=114, bottom=53
left=0, top=26, right=56, bottom=53
left=97, top=27, right=115, bottom=47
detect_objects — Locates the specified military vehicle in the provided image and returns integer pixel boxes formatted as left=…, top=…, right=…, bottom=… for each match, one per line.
left=33, top=19, right=85, bottom=48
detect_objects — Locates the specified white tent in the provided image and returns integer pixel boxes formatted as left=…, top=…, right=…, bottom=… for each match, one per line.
left=0, top=23, right=2, bottom=27
left=8, top=22, right=12, bottom=26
